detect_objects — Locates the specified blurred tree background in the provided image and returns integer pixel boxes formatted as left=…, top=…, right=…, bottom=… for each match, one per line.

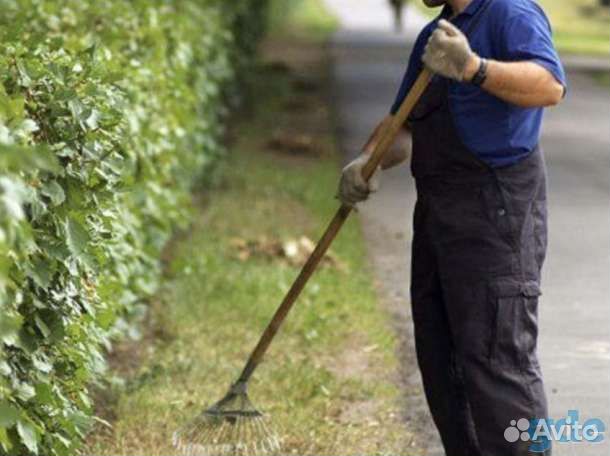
left=268, top=0, right=339, bottom=40
left=538, top=0, right=610, bottom=55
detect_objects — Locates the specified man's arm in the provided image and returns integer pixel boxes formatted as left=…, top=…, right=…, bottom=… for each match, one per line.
left=423, top=19, right=565, bottom=109
left=362, top=115, right=393, bottom=155
left=362, top=114, right=410, bottom=169
left=336, top=115, right=411, bottom=206
left=464, top=58, right=564, bottom=108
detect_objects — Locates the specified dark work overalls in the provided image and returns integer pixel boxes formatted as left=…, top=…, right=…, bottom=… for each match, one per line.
left=408, top=3, right=550, bottom=455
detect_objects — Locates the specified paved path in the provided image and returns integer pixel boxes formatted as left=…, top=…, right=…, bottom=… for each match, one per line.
left=325, top=1, right=610, bottom=455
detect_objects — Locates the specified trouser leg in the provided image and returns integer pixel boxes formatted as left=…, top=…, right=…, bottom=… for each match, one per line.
left=440, top=275, right=549, bottom=456
left=433, top=179, right=550, bottom=456
left=410, top=200, right=480, bottom=456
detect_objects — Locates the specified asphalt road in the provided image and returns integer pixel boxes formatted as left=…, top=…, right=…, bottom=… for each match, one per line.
left=324, top=1, right=610, bottom=454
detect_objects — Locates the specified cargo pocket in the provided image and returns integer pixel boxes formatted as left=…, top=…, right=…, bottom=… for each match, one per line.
left=489, top=279, right=542, bottom=368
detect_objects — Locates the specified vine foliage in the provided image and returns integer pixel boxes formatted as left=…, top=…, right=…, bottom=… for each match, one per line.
left=0, top=0, right=267, bottom=454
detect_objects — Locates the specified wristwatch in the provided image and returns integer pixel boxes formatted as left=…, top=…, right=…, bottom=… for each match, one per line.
left=471, top=58, right=489, bottom=87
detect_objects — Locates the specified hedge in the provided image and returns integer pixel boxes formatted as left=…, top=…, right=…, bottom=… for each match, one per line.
left=0, top=1, right=267, bottom=454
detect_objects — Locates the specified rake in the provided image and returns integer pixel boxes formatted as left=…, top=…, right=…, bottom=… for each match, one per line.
left=172, top=69, right=433, bottom=456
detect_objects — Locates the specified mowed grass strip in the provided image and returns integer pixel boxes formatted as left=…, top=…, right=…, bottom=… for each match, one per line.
left=86, top=18, right=419, bottom=456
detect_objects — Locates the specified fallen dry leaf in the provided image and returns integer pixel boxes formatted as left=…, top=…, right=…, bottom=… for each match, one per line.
left=229, top=235, right=347, bottom=271
left=292, top=77, right=320, bottom=93
left=268, top=130, right=316, bottom=155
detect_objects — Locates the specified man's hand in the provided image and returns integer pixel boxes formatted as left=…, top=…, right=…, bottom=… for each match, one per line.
left=337, top=154, right=380, bottom=207
left=422, top=19, right=478, bottom=81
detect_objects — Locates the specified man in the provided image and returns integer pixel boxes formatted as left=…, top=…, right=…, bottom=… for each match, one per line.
left=338, top=0, right=566, bottom=455
left=390, top=0, right=408, bottom=32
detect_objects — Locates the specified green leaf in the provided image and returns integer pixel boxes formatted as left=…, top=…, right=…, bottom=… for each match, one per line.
left=67, top=411, right=91, bottom=436
left=0, top=312, right=23, bottom=346
left=9, top=96, right=25, bottom=120
left=40, top=311, right=65, bottom=343
left=0, top=176, right=27, bottom=220
left=0, top=88, right=24, bottom=121
left=41, top=181, right=65, bottom=206
left=15, top=329, right=37, bottom=354
left=0, top=427, right=13, bottom=453
left=65, top=218, right=90, bottom=259
left=16, top=61, right=32, bottom=88
left=32, top=355, right=53, bottom=374
left=34, top=315, right=51, bottom=338
left=16, top=420, right=38, bottom=454
left=0, top=144, right=61, bottom=174
left=34, top=383, right=54, bottom=406
left=28, top=257, right=55, bottom=288
left=0, top=401, right=19, bottom=427
left=16, top=383, right=36, bottom=402
left=51, top=431, right=71, bottom=450
left=19, top=119, right=38, bottom=135
left=85, top=109, right=100, bottom=130
left=0, top=360, right=11, bottom=376
left=96, top=307, right=116, bottom=330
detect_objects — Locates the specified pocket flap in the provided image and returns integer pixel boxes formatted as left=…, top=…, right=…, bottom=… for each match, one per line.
left=490, top=279, right=542, bottom=298
left=521, top=281, right=542, bottom=298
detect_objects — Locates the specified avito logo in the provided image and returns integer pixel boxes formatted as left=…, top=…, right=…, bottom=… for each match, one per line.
left=504, top=410, right=605, bottom=453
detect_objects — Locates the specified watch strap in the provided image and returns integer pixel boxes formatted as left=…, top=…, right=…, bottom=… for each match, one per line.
left=471, top=58, right=488, bottom=86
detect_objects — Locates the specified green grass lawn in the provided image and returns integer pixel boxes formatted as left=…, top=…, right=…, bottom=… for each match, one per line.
left=414, top=0, right=609, bottom=56
left=84, top=4, right=418, bottom=455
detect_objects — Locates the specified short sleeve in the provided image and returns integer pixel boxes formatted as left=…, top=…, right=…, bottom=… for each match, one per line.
left=500, top=7, right=567, bottom=89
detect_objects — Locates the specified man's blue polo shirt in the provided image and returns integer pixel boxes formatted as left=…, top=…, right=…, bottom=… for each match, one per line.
left=390, top=0, right=567, bottom=168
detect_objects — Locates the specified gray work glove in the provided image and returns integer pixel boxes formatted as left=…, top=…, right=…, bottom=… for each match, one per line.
left=422, top=19, right=476, bottom=81
left=337, top=154, right=380, bottom=207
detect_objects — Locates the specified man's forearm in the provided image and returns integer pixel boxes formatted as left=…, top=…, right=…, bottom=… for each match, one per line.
left=362, top=115, right=410, bottom=169
left=466, top=57, right=564, bottom=108
left=363, top=115, right=393, bottom=155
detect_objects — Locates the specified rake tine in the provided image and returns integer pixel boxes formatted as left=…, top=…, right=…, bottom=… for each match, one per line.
left=174, top=384, right=279, bottom=456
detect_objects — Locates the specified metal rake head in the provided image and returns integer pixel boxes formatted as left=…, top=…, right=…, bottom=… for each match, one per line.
left=173, top=382, right=281, bottom=456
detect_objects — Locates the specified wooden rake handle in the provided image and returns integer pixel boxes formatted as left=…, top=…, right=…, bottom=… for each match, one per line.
left=237, top=69, right=433, bottom=385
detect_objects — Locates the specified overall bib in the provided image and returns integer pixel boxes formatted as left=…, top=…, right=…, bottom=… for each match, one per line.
left=408, top=3, right=550, bottom=455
